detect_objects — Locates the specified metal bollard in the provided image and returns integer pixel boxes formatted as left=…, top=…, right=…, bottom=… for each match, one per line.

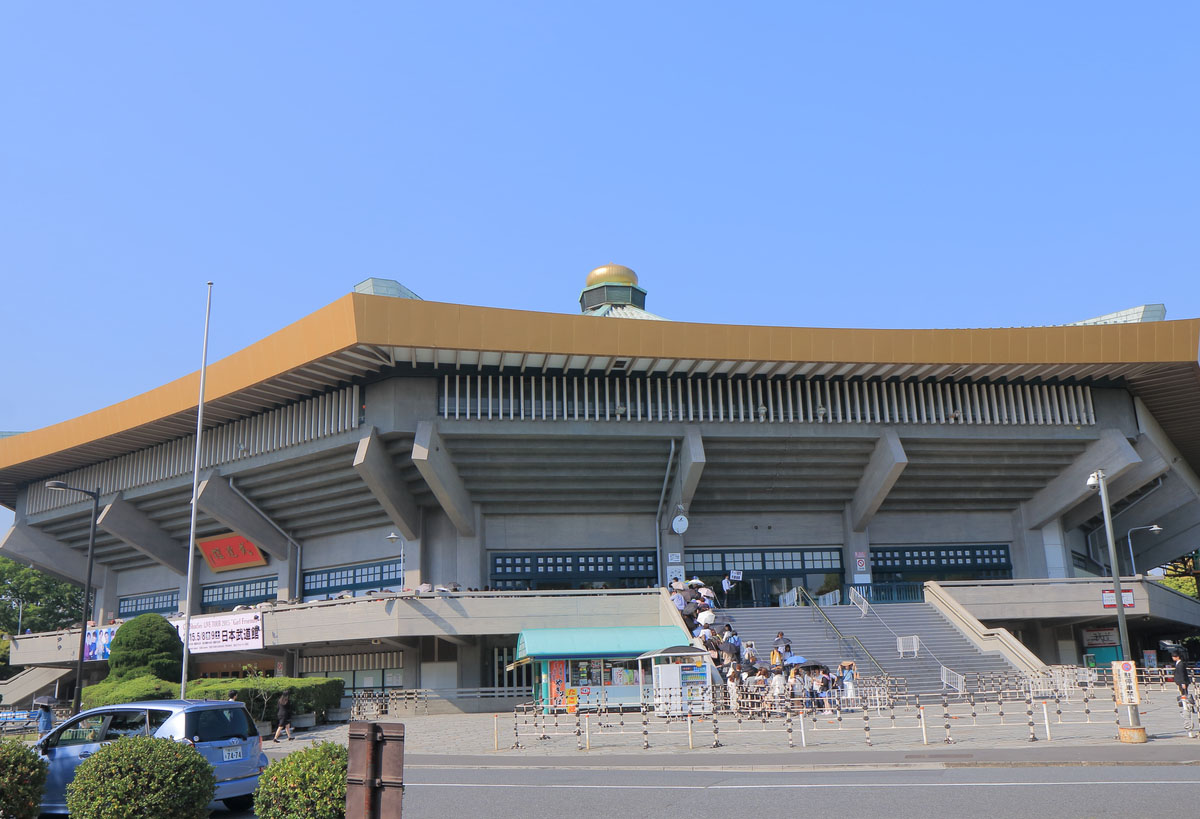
left=799, top=710, right=807, bottom=747
left=1042, top=702, right=1052, bottom=741
left=1026, top=695, right=1037, bottom=742
left=712, top=712, right=723, bottom=748
left=511, top=709, right=523, bottom=749
left=1054, top=695, right=1063, bottom=724
left=919, top=706, right=928, bottom=745
left=688, top=705, right=694, bottom=750
left=1083, top=691, right=1091, bottom=723
left=1112, top=690, right=1121, bottom=740
left=835, top=701, right=843, bottom=730
left=585, top=714, right=591, bottom=750
left=786, top=712, right=794, bottom=748
left=969, top=692, right=977, bottom=726
left=997, top=692, right=1005, bottom=725
left=576, top=711, right=583, bottom=751
left=863, top=708, right=871, bottom=746
left=942, top=695, right=954, bottom=744
left=889, top=697, right=896, bottom=729
left=642, top=706, right=650, bottom=750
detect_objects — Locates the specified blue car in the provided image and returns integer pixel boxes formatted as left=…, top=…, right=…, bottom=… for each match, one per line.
left=35, top=699, right=268, bottom=814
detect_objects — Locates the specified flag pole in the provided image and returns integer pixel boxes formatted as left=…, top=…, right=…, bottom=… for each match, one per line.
left=180, top=282, right=214, bottom=698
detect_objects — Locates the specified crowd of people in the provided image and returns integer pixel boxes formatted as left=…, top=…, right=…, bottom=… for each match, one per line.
left=670, top=578, right=862, bottom=714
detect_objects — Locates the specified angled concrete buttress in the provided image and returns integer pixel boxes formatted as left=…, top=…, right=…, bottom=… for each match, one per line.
left=849, top=428, right=908, bottom=532
left=411, top=421, right=475, bottom=536
left=353, top=428, right=421, bottom=540
left=97, top=495, right=188, bottom=575
left=1023, top=428, right=1142, bottom=530
left=0, top=523, right=108, bottom=588
left=194, top=474, right=291, bottom=560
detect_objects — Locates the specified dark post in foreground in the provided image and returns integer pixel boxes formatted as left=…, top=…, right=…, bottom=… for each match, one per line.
left=347, top=721, right=405, bottom=819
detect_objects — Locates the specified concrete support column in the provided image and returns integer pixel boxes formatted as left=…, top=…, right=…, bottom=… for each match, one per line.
left=276, top=543, right=299, bottom=603
left=95, top=582, right=120, bottom=625
left=1040, top=518, right=1069, bottom=579
left=842, top=504, right=872, bottom=587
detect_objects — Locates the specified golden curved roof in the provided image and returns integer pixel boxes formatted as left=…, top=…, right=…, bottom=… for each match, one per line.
left=0, top=291, right=1198, bottom=506
left=585, top=264, right=638, bottom=288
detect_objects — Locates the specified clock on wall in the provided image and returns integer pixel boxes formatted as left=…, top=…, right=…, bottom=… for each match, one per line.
left=671, top=514, right=689, bottom=534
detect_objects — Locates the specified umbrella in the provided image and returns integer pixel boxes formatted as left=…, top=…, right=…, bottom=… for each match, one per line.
left=33, top=696, right=57, bottom=707
left=698, top=587, right=716, bottom=598
left=670, top=580, right=686, bottom=591
left=687, top=577, right=704, bottom=586
left=681, top=588, right=700, bottom=601
left=772, top=636, right=790, bottom=648
left=696, top=609, right=716, bottom=625
left=782, top=655, right=809, bottom=665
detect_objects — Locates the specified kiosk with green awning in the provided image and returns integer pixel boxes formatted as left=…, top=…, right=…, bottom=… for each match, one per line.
left=513, top=625, right=690, bottom=711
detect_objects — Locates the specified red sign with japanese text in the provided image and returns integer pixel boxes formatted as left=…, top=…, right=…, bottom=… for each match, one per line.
left=198, top=533, right=268, bottom=573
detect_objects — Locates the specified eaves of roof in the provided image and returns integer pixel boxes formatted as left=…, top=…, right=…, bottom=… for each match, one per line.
left=1, top=293, right=1198, bottom=508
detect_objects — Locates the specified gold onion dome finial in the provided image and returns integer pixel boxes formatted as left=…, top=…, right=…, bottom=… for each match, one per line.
left=585, top=264, right=638, bottom=288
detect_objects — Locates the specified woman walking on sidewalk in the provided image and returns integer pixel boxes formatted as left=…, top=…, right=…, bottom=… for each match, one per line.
left=273, top=691, right=294, bottom=742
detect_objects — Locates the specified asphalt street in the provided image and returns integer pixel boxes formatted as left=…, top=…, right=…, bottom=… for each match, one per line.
left=401, top=764, right=1200, bottom=819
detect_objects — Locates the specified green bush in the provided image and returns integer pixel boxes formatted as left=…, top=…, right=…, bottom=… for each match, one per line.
left=0, top=737, right=48, bottom=819
left=254, top=741, right=347, bottom=819
left=187, top=675, right=344, bottom=723
left=65, top=736, right=215, bottom=819
left=107, top=613, right=184, bottom=682
left=81, top=674, right=180, bottom=710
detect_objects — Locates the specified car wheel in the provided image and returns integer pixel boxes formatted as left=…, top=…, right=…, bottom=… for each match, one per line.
left=222, top=794, right=255, bottom=812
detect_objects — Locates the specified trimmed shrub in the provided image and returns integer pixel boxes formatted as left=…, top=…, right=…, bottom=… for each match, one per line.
left=0, top=737, right=48, bottom=819
left=81, top=674, right=180, bottom=710
left=65, top=736, right=215, bottom=819
left=254, top=741, right=347, bottom=819
left=107, top=613, right=184, bottom=682
left=187, top=676, right=344, bottom=723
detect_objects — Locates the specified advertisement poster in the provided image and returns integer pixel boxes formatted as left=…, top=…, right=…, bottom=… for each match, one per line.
left=172, top=611, right=264, bottom=654
left=1101, top=589, right=1135, bottom=609
left=84, top=625, right=118, bottom=661
left=1143, top=650, right=1158, bottom=669
left=549, top=660, right=566, bottom=706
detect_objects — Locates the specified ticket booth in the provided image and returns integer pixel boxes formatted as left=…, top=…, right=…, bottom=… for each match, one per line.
left=511, top=626, right=690, bottom=713
left=637, top=645, right=713, bottom=716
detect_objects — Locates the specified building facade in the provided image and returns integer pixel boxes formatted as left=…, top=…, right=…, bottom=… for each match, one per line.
left=3, top=267, right=1200, bottom=698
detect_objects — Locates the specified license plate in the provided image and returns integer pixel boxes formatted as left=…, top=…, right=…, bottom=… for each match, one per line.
left=223, top=746, right=243, bottom=762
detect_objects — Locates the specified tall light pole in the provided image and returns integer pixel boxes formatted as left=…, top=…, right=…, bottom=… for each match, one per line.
left=45, top=481, right=100, bottom=717
left=1123, top=524, right=1162, bottom=576
left=1088, top=469, right=1141, bottom=733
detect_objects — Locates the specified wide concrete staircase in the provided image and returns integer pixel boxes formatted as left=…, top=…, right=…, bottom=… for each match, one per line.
left=722, top=602, right=1018, bottom=694
left=0, top=665, right=72, bottom=709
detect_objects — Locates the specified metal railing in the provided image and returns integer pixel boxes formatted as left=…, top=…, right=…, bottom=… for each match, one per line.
left=846, top=582, right=926, bottom=604
left=794, top=586, right=888, bottom=678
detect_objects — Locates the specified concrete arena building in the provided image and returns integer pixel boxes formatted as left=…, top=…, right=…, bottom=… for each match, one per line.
left=3, top=266, right=1200, bottom=703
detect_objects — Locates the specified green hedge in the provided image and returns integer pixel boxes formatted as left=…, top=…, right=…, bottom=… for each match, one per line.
left=107, top=613, right=185, bottom=682
left=254, top=741, right=347, bottom=819
left=65, top=736, right=214, bottom=819
left=187, top=676, right=345, bottom=722
left=80, top=673, right=343, bottom=722
left=0, top=737, right=47, bottom=819
left=81, top=674, right=180, bottom=710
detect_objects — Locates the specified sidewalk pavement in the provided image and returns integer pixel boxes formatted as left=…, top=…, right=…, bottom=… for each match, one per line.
left=266, top=696, right=1200, bottom=770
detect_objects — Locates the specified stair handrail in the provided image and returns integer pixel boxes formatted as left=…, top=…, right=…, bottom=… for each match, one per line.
left=794, top=586, right=888, bottom=678
left=923, top=581, right=1046, bottom=676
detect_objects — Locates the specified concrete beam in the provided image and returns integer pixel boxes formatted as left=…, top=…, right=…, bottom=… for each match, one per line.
left=0, top=524, right=108, bottom=588
left=412, top=421, right=475, bottom=536
left=1135, top=397, right=1200, bottom=502
left=849, top=429, right=908, bottom=532
left=353, top=428, right=421, bottom=540
left=1023, top=429, right=1142, bottom=530
left=195, top=474, right=291, bottom=560
left=96, top=495, right=188, bottom=575
left=1063, top=435, right=1171, bottom=528
left=677, top=427, right=706, bottom=511
left=1135, top=501, right=1200, bottom=571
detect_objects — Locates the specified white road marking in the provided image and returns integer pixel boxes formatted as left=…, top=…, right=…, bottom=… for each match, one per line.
left=407, top=780, right=1198, bottom=790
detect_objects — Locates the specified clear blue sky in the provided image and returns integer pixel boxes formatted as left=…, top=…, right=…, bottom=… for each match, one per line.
left=2, top=3, right=1198, bottom=529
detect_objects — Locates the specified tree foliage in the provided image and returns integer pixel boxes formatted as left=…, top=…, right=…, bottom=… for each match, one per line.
left=254, top=742, right=348, bottom=819
left=0, top=556, right=82, bottom=636
left=0, top=736, right=48, bottom=819
left=1156, top=574, right=1198, bottom=598
left=107, top=613, right=184, bottom=683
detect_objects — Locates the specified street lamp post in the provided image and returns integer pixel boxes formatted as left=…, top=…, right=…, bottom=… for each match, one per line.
left=45, top=481, right=100, bottom=717
left=1088, top=469, right=1142, bottom=737
left=1123, top=524, right=1163, bottom=576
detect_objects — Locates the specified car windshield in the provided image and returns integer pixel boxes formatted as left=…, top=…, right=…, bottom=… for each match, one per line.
left=185, top=706, right=257, bottom=742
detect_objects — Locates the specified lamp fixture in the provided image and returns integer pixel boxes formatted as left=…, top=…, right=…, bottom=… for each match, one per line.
left=385, top=532, right=400, bottom=543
